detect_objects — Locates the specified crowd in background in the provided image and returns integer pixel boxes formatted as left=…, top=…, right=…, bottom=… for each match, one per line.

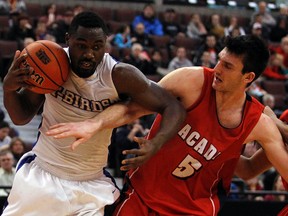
left=0, top=0, right=288, bottom=202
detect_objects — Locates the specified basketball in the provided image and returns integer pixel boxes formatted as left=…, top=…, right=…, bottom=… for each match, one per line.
left=20, top=40, right=70, bottom=94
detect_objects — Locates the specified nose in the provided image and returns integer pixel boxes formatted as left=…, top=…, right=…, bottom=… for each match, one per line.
left=213, top=60, right=220, bottom=70
left=83, top=49, right=95, bottom=59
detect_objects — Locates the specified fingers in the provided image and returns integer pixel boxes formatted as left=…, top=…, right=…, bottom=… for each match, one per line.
left=120, top=149, right=147, bottom=171
left=12, top=50, right=28, bottom=69
left=71, top=138, right=85, bottom=151
left=46, top=124, right=70, bottom=137
left=120, top=156, right=143, bottom=171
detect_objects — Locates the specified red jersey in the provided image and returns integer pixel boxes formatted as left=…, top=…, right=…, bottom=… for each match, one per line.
left=280, top=110, right=288, bottom=123
left=127, top=67, right=264, bottom=215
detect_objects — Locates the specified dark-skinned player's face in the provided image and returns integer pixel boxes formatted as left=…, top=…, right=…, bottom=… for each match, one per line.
left=66, top=26, right=107, bottom=78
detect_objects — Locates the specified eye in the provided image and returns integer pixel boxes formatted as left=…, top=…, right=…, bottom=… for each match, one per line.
left=77, top=44, right=86, bottom=49
left=92, top=45, right=100, bottom=51
left=224, top=62, right=232, bottom=69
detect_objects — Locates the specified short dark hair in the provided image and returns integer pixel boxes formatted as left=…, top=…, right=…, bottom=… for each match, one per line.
left=68, top=11, right=109, bottom=36
left=225, top=35, right=270, bottom=83
left=0, top=121, right=9, bottom=129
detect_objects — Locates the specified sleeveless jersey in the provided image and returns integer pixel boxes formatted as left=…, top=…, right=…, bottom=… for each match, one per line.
left=33, top=49, right=119, bottom=181
left=128, top=67, right=264, bottom=215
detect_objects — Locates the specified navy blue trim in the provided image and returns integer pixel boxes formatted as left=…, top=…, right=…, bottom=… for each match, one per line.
left=103, top=168, right=120, bottom=191
left=16, top=154, right=36, bottom=172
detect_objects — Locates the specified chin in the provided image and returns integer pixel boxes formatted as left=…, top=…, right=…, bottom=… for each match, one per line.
left=75, top=67, right=95, bottom=78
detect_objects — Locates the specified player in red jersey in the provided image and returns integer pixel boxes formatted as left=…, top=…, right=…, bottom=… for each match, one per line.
left=46, top=35, right=288, bottom=215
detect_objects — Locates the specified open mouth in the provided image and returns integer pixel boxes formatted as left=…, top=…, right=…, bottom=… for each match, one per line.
left=215, top=76, right=222, bottom=83
left=80, top=61, right=94, bottom=69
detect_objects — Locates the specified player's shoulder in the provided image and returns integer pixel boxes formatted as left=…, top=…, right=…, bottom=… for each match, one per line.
left=159, top=66, right=204, bottom=86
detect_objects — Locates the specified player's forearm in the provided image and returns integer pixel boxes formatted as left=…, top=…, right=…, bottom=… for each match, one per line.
left=149, top=100, right=186, bottom=151
left=3, top=90, right=39, bottom=125
left=235, top=149, right=272, bottom=181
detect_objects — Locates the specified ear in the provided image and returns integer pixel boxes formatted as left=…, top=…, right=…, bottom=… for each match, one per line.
left=244, top=72, right=255, bottom=84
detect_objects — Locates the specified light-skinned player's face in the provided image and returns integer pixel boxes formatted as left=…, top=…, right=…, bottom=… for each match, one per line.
left=212, top=48, right=251, bottom=93
left=66, top=26, right=107, bottom=78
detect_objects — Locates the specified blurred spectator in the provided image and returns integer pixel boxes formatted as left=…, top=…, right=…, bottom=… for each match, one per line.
left=271, top=35, right=288, bottom=68
left=262, top=93, right=275, bottom=110
left=251, top=1, right=276, bottom=30
left=109, top=119, right=149, bottom=178
left=246, top=79, right=267, bottom=102
left=249, top=21, right=269, bottom=44
left=146, top=49, right=167, bottom=81
left=72, top=4, right=85, bottom=16
left=0, top=0, right=26, bottom=15
left=23, top=37, right=34, bottom=47
left=161, top=8, right=185, bottom=38
left=264, top=174, right=287, bottom=201
left=224, top=16, right=246, bottom=37
left=269, top=16, right=288, bottom=43
left=193, top=34, right=222, bottom=66
left=0, top=150, right=15, bottom=196
left=0, top=121, right=11, bottom=151
left=49, top=10, right=74, bottom=44
left=35, top=21, right=49, bottom=41
left=6, top=14, right=36, bottom=48
left=168, top=47, right=193, bottom=71
left=9, top=137, right=27, bottom=166
left=123, top=43, right=151, bottom=73
left=132, top=4, right=163, bottom=36
left=245, top=175, right=264, bottom=201
left=0, top=108, right=5, bottom=122
left=198, top=51, right=216, bottom=68
left=131, top=22, right=155, bottom=49
left=186, top=13, right=207, bottom=40
left=45, top=3, right=57, bottom=27
left=250, top=14, right=270, bottom=42
left=113, top=24, right=136, bottom=49
left=262, top=52, right=288, bottom=80
left=147, top=49, right=167, bottom=73
left=207, top=14, right=225, bottom=40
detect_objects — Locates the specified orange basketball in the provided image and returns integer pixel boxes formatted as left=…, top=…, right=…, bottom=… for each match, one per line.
left=20, top=40, right=70, bottom=94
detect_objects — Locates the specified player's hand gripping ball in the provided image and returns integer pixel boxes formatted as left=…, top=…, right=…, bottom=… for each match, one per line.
left=20, top=40, right=70, bottom=94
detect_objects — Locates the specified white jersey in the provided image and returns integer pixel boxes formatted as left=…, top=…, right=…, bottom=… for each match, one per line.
left=33, top=48, right=119, bottom=181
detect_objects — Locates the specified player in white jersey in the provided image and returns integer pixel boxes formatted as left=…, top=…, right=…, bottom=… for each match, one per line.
left=1, top=12, right=186, bottom=216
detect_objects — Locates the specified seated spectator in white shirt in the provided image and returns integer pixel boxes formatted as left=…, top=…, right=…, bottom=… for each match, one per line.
left=0, top=150, right=15, bottom=196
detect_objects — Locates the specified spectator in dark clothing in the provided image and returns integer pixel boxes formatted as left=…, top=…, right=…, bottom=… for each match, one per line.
left=161, top=8, right=185, bottom=38
left=48, top=10, right=74, bottom=44
left=146, top=49, right=167, bottom=75
left=0, top=108, right=5, bottom=122
left=6, top=14, right=35, bottom=49
left=269, top=16, right=288, bottom=43
left=109, top=119, right=148, bottom=178
left=123, top=43, right=151, bottom=74
left=193, top=34, right=222, bottom=66
left=132, top=22, right=155, bottom=49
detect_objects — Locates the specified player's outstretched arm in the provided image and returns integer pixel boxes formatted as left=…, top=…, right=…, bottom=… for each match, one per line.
left=3, top=51, right=45, bottom=125
left=264, top=106, right=288, bottom=144
left=46, top=100, right=150, bottom=150
left=251, top=113, right=288, bottom=182
left=235, top=148, right=272, bottom=181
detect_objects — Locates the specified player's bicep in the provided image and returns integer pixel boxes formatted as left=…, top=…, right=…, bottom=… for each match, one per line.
left=253, top=114, right=288, bottom=181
